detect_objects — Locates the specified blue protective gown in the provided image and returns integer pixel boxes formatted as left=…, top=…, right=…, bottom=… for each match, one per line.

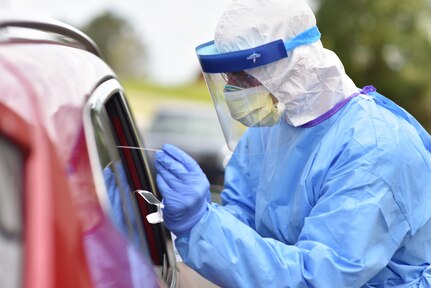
left=175, top=87, right=431, bottom=288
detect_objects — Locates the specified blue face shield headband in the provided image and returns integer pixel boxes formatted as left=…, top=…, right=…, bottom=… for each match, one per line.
left=196, top=26, right=321, bottom=73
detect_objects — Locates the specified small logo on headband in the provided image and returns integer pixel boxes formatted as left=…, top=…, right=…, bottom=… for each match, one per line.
left=247, top=52, right=261, bottom=64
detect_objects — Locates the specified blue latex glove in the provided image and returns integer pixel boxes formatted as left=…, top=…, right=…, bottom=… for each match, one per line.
left=155, top=144, right=210, bottom=237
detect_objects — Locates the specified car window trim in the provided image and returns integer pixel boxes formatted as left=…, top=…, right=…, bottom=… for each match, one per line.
left=83, top=79, right=177, bottom=286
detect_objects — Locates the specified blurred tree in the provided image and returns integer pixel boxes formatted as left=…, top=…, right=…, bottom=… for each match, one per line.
left=81, top=11, right=147, bottom=78
left=316, top=0, right=431, bottom=129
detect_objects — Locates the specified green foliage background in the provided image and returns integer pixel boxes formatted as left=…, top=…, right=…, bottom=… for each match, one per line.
left=82, top=12, right=147, bottom=78
left=82, top=3, right=431, bottom=131
left=316, top=0, right=431, bottom=130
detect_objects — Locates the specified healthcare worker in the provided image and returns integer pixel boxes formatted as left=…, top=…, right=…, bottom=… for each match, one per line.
left=154, top=0, right=431, bottom=287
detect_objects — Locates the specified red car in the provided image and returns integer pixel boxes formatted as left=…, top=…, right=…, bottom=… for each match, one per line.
left=0, top=15, right=216, bottom=288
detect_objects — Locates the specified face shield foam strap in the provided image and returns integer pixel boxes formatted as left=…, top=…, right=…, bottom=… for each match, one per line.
left=196, top=26, right=321, bottom=73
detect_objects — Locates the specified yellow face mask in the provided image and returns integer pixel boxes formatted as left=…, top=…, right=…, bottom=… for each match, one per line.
left=224, top=85, right=279, bottom=127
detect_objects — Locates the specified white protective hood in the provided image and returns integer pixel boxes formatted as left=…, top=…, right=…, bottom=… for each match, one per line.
left=214, top=0, right=358, bottom=126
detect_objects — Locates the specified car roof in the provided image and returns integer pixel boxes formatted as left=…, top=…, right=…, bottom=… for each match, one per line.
left=0, top=36, right=115, bottom=164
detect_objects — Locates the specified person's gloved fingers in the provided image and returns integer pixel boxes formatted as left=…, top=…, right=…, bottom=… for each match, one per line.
left=155, top=173, right=174, bottom=198
left=155, top=159, right=190, bottom=193
left=155, top=150, right=186, bottom=173
left=156, top=171, right=191, bottom=201
left=155, top=150, right=189, bottom=176
left=155, top=158, right=192, bottom=195
left=162, top=143, right=201, bottom=172
left=157, top=174, right=189, bottom=219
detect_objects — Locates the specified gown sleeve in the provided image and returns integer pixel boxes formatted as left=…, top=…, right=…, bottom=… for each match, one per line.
left=174, top=122, right=418, bottom=287
left=175, top=168, right=410, bottom=288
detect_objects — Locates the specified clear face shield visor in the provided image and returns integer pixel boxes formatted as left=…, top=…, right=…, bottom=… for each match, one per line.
left=196, top=27, right=321, bottom=153
left=201, top=70, right=282, bottom=152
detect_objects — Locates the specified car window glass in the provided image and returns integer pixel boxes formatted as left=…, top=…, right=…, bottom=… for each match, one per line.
left=103, top=93, right=169, bottom=264
left=87, top=84, right=175, bottom=285
left=91, top=109, right=151, bottom=260
left=0, top=136, right=23, bottom=288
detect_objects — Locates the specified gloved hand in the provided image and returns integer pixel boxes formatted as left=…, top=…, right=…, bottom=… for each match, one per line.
left=154, top=144, right=210, bottom=237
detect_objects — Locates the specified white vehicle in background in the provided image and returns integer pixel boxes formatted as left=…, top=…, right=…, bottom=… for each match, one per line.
left=142, top=102, right=232, bottom=200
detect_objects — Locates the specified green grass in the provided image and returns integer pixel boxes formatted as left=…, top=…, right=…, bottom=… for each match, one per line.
left=120, top=78, right=213, bottom=127
left=121, top=78, right=211, bottom=102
